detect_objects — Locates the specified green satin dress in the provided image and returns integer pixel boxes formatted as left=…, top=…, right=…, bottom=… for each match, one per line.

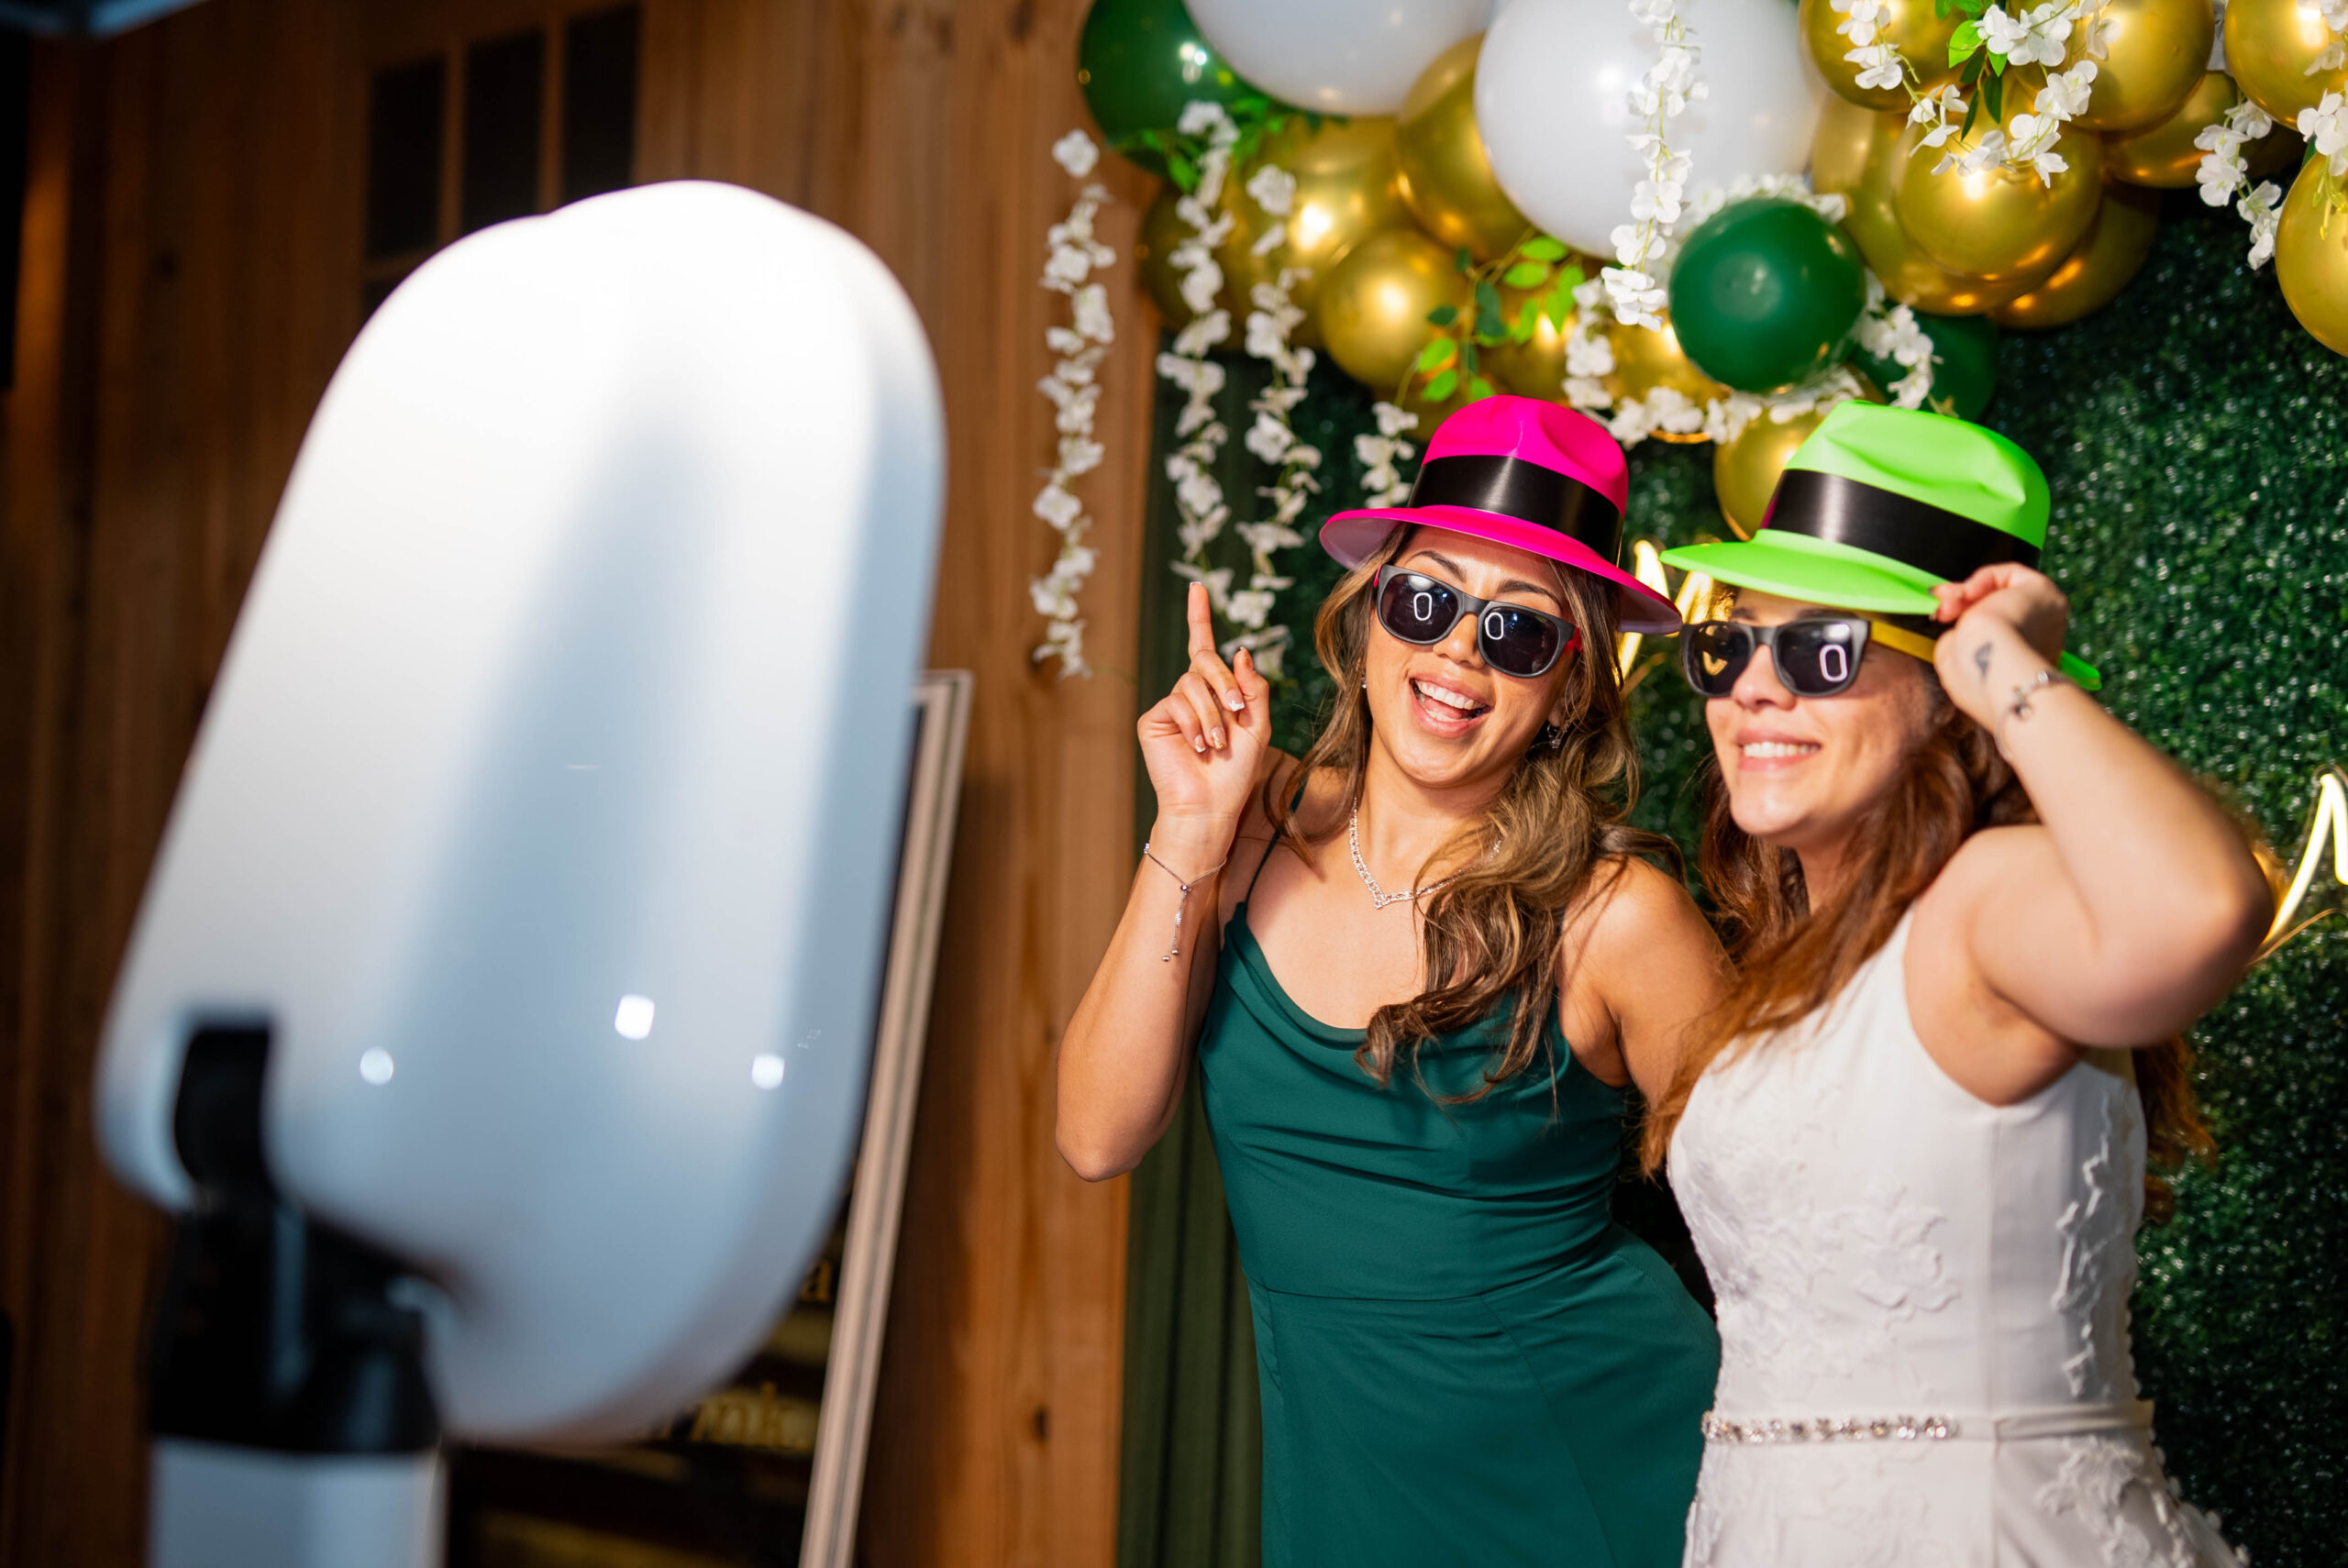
left=1199, top=903, right=1719, bottom=1568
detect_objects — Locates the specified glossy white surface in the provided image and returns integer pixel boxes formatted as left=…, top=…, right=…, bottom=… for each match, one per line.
left=150, top=1443, right=442, bottom=1568
left=96, top=180, right=945, bottom=1441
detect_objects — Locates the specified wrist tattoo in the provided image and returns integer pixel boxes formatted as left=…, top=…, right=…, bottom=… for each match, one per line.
left=1973, top=641, right=1993, bottom=684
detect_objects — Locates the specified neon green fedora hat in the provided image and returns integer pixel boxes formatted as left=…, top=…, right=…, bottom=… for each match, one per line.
left=1661, top=402, right=2099, bottom=688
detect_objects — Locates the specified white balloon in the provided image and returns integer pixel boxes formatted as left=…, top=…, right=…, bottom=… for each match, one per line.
left=1475, top=0, right=1822, bottom=257
left=1188, top=0, right=1498, bottom=116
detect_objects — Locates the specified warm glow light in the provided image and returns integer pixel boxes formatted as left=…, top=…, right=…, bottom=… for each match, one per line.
left=2259, top=767, right=2348, bottom=961
left=1614, top=540, right=1678, bottom=677
left=1294, top=204, right=1336, bottom=251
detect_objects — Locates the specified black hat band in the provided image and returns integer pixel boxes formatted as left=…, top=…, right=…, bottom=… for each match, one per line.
left=1407, top=453, right=1624, bottom=563
left=1763, top=468, right=2041, bottom=582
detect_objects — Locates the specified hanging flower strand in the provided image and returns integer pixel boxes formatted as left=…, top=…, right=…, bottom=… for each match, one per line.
left=1157, top=102, right=1243, bottom=638
left=1604, top=0, right=1704, bottom=329
left=1354, top=403, right=1422, bottom=510
left=1030, top=129, right=1118, bottom=677
left=1216, top=161, right=1322, bottom=679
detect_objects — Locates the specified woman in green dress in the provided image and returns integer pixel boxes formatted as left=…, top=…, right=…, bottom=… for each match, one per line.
left=1058, top=398, right=1723, bottom=1566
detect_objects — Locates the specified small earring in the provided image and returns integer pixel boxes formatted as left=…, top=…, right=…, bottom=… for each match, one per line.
left=1530, top=721, right=1566, bottom=756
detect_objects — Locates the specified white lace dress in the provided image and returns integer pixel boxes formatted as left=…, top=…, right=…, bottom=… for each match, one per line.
left=1668, top=911, right=2243, bottom=1568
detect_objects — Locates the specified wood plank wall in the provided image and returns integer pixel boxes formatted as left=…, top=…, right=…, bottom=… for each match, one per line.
left=0, top=3, right=1157, bottom=1563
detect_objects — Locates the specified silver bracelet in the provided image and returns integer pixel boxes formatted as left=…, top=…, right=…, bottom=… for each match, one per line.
left=1993, top=668, right=2069, bottom=762
left=1141, top=842, right=1230, bottom=961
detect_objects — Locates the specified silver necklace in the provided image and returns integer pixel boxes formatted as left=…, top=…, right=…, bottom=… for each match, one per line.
left=1347, top=803, right=1465, bottom=911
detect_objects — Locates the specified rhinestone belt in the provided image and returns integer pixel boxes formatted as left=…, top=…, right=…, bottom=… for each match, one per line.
left=1701, top=1413, right=1955, bottom=1444
left=1701, top=1400, right=2153, bottom=1446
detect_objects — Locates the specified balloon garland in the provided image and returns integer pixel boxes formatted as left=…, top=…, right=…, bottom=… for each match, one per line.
left=1031, top=131, right=1119, bottom=677
left=1047, top=0, right=2348, bottom=674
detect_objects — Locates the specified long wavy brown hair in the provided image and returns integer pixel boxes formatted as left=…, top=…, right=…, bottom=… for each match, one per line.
left=1636, top=660, right=2212, bottom=1221
left=1265, top=527, right=1681, bottom=1099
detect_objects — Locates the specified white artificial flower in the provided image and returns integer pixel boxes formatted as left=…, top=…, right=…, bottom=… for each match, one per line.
left=1177, top=101, right=1235, bottom=138
left=2038, top=60, right=2099, bottom=120
left=1244, top=411, right=1295, bottom=465
left=1849, top=42, right=1907, bottom=90
left=1059, top=435, right=1106, bottom=477
left=1977, top=5, right=2032, bottom=54
left=1631, top=177, right=1687, bottom=226
left=2240, top=180, right=2284, bottom=267
left=2298, top=90, right=2348, bottom=176
left=1033, top=483, right=1083, bottom=531
left=1245, top=163, right=1297, bottom=217
left=1171, top=308, right=1231, bottom=359
left=1372, top=401, right=1420, bottom=439
left=1602, top=266, right=1668, bottom=328
left=1073, top=283, right=1113, bottom=343
left=1051, top=130, right=1100, bottom=178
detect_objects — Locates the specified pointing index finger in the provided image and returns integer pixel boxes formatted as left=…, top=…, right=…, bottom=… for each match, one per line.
left=1185, top=581, right=1217, bottom=660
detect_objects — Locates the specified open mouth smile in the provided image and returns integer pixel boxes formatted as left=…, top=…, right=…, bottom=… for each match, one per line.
left=1411, top=677, right=1491, bottom=734
left=1738, top=738, right=1822, bottom=768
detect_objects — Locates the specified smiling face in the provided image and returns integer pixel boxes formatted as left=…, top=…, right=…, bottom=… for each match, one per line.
left=1361, top=530, right=1583, bottom=793
left=1704, top=589, right=1939, bottom=871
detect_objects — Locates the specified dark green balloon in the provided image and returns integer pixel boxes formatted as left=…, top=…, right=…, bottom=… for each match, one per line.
left=1667, top=198, right=1868, bottom=394
left=1079, top=0, right=1257, bottom=173
left=1851, top=309, right=1999, bottom=421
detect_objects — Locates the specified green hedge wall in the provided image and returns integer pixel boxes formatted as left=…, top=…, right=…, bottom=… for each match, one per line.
left=1131, top=188, right=2345, bottom=1563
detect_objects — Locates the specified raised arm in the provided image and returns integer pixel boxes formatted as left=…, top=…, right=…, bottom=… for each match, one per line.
left=1056, top=584, right=1275, bottom=1181
left=1931, top=565, right=2273, bottom=1046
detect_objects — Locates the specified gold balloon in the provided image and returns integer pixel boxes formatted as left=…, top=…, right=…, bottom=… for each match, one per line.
left=1606, top=319, right=1729, bottom=444
left=2103, top=70, right=2242, bottom=184
left=2075, top=0, right=2217, bottom=131
left=2274, top=159, right=2348, bottom=355
left=1811, top=94, right=1887, bottom=194
left=1396, top=34, right=1534, bottom=261
left=1219, top=116, right=1411, bottom=340
left=1820, top=99, right=2040, bottom=312
left=1991, top=182, right=2161, bottom=326
left=1317, top=229, right=1474, bottom=392
left=2225, top=0, right=2348, bottom=124
left=1894, top=114, right=2104, bottom=282
left=1799, top=0, right=1960, bottom=111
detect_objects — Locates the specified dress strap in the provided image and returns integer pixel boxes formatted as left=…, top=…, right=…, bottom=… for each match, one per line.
left=1237, top=775, right=1310, bottom=906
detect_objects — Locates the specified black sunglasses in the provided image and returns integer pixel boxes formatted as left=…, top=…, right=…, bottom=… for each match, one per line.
left=1372, top=566, right=1582, bottom=679
left=1681, top=616, right=1880, bottom=698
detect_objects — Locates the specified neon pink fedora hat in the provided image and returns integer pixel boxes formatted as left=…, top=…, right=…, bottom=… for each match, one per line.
left=1321, top=395, right=1680, bottom=635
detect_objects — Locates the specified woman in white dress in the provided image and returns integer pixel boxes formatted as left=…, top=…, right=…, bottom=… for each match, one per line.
left=1644, top=403, right=2275, bottom=1566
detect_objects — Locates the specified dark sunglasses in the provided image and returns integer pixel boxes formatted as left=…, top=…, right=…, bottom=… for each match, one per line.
left=1372, top=566, right=1582, bottom=679
left=1681, top=616, right=1886, bottom=698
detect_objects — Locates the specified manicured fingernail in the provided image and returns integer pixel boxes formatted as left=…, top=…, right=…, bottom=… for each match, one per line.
left=1224, top=690, right=1246, bottom=712
left=1211, top=727, right=1227, bottom=748
left=1193, top=736, right=1207, bottom=753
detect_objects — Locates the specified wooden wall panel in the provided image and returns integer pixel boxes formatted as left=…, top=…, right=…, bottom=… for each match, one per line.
left=0, top=1, right=1152, bottom=1564
left=633, top=5, right=1158, bottom=1562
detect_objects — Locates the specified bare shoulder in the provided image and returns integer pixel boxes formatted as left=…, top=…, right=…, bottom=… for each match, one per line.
left=1569, top=854, right=1716, bottom=960
left=1918, top=822, right=2062, bottom=922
